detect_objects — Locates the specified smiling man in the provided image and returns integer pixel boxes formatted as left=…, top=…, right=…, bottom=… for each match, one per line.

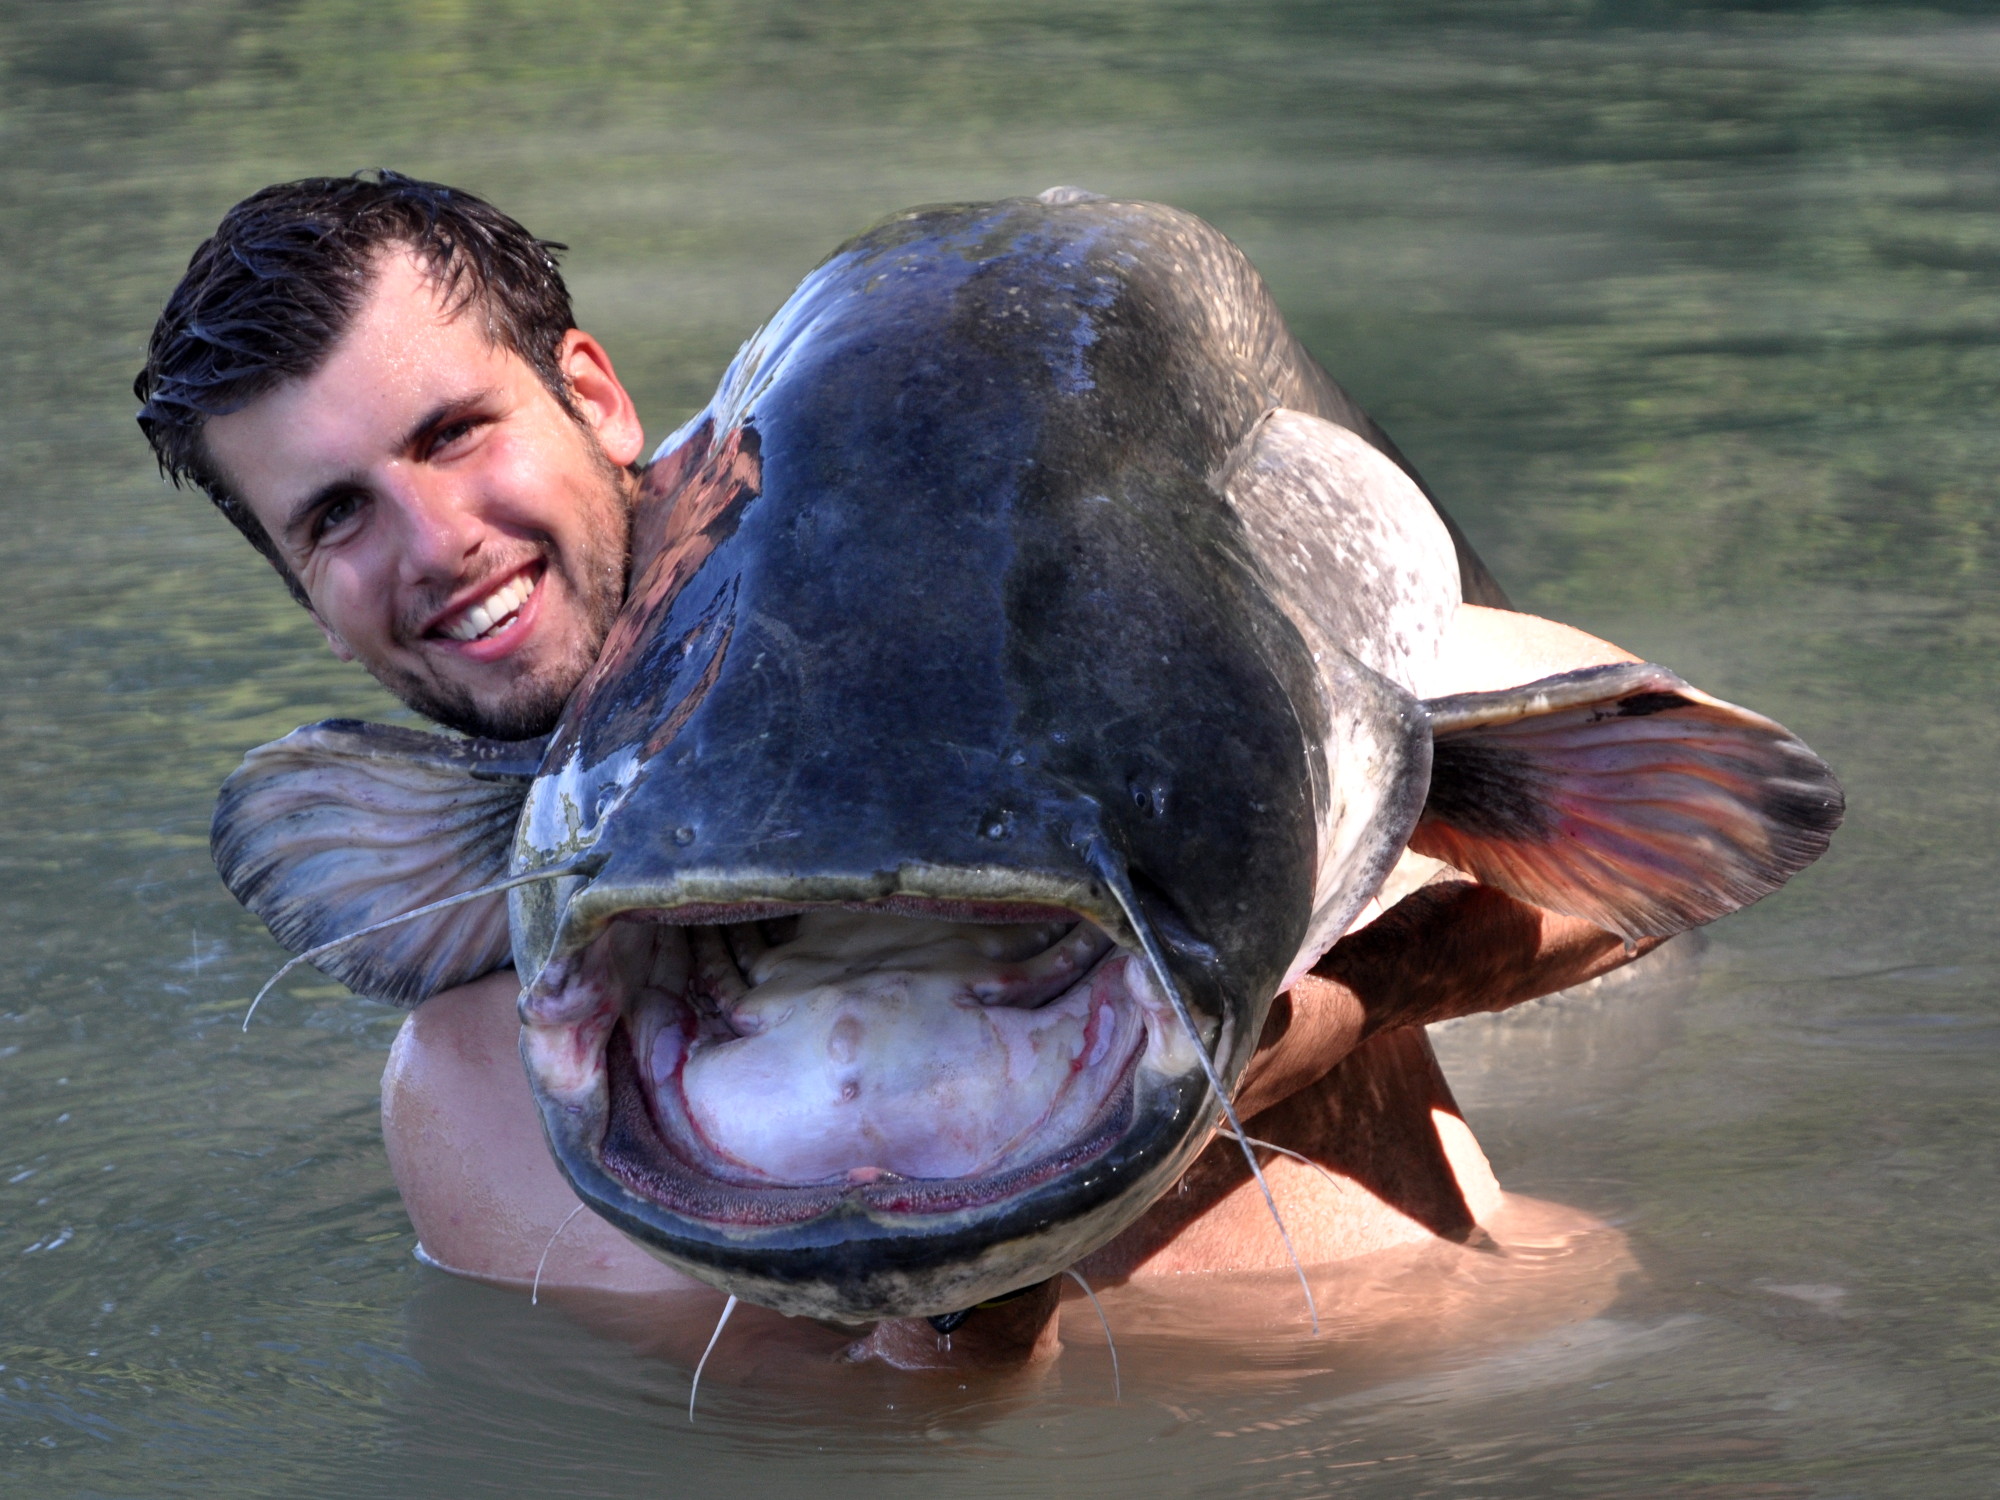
left=138, top=173, right=643, bottom=742
left=140, top=171, right=1678, bottom=1366
left=136, top=170, right=698, bottom=1293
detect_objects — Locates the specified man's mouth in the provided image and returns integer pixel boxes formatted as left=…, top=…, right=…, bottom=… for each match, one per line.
left=429, top=564, right=542, bottom=644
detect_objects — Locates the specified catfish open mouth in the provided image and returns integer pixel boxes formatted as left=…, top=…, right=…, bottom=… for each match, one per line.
left=515, top=899, right=1217, bottom=1317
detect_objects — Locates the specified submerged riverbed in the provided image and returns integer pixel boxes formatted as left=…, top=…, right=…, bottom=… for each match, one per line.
left=4, top=3, right=1999, bottom=1494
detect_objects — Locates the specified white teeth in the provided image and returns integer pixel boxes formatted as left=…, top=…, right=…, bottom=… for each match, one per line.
left=440, top=572, right=535, bottom=642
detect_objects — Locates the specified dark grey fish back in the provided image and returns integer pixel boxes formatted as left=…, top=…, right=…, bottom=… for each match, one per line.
left=1015, top=198, right=1508, bottom=608
left=526, top=196, right=1368, bottom=1029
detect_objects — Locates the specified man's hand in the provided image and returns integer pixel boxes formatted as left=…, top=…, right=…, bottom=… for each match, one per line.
left=1233, top=881, right=1662, bottom=1121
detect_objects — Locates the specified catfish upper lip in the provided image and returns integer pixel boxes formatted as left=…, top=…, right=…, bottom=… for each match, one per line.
left=421, top=560, right=543, bottom=641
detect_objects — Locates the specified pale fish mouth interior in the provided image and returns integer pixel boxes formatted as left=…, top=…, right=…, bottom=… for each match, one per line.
left=528, top=906, right=1203, bottom=1210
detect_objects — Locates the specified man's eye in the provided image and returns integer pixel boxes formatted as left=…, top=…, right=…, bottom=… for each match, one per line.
left=430, top=418, right=480, bottom=454
left=311, top=493, right=364, bottom=541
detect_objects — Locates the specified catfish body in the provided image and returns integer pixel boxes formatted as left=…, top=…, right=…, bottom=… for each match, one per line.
left=514, top=191, right=1459, bottom=1035
left=214, top=192, right=1843, bottom=1321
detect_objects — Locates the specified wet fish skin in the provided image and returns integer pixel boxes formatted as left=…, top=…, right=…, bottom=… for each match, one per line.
left=501, top=194, right=1385, bottom=1315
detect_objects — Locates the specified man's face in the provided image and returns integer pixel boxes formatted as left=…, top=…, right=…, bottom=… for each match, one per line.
left=205, top=249, right=645, bottom=740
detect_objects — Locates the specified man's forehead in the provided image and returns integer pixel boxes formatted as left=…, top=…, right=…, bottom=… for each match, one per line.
left=202, top=249, right=520, bottom=508
left=309, top=247, right=506, bottom=405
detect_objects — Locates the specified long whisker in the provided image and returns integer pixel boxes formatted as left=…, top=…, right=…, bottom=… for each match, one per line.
left=688, top=1294, right=739, bottom=1422
left=1090, top=847, right=1321, bottom=1336
left=241, top=860, right=595, bottom=1029
left=1064, top=1268, right=1120, bottom=1400
left=1219, top=1128, right=1350, bottom=1193
left=530, top=1203, right=588, bottom=1307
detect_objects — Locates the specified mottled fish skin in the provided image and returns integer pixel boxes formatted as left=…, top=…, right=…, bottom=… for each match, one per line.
left=211, top=722, right=545, bottom=1005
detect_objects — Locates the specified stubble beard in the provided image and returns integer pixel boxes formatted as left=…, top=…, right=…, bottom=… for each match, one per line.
left=374, top=446, right=635, bottom=742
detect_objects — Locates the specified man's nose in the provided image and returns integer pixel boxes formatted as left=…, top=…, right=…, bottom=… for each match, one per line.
left=387, top=472, right=486, bottom=583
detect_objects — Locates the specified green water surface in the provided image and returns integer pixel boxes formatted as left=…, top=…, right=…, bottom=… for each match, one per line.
left=2, top=2, right=1997, bottom=1494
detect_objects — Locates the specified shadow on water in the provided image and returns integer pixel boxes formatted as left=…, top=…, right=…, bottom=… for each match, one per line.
left=5, top=1, right=2000, bottom=1494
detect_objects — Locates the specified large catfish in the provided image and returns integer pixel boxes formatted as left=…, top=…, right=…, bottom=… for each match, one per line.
left=213, top=190, right=1842, bottom=1323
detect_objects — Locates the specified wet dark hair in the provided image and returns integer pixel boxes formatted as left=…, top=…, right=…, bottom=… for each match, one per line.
left=133, top=169, right=575, bottom=603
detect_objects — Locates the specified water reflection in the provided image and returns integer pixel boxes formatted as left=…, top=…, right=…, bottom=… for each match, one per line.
left=3, top=1, right=1997, bottom=1493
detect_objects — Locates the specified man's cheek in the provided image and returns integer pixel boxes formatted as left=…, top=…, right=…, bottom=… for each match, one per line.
left=310, top=612, right=358, bottom=663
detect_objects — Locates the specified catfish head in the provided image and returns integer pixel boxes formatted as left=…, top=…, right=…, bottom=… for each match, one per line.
left=213, top=194, right=1843, bottom=1322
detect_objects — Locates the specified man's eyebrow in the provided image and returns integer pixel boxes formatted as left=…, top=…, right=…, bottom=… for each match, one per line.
left=399, top=389, right=497, bottom=456
left=278, top=391, right=499, bottom=542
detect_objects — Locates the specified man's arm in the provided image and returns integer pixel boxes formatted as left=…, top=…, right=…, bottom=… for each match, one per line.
left=1233, top=881, right=1661, bottom=1121
left=380, top=969, right=702, bottom=1293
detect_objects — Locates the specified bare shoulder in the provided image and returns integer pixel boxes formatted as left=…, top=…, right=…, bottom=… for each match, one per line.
left=380, top=970, right=700, bottom=1294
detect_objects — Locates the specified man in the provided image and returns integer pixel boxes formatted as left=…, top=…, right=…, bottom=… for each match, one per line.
left=137, top=172, right=642, bottom=744
left=139, top=171, right=1655, bottom=1365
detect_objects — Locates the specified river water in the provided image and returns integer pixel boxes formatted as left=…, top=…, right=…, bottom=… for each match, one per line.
left=4, top=2, right=1998, bottom=1494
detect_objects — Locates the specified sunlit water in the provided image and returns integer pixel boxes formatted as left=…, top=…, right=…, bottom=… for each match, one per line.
left=4, top=3, right=1998, bottom=1494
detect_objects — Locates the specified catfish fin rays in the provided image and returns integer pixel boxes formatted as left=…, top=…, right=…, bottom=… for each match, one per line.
left=217, top=667, right=1838, bottom=1006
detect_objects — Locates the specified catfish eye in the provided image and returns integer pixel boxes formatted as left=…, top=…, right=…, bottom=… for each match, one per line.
left=1128, top=775, right=1169, bottom=818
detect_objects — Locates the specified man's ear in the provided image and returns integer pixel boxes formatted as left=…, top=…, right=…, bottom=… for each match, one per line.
left=559, top=329, right=645, bottom=468
left=311, top=612, right=357, bottom=662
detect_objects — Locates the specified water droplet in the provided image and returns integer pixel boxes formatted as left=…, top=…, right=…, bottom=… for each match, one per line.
left=673, top=826, right=695, bottom=846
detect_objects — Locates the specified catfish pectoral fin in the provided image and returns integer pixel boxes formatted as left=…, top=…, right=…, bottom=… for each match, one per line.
left=1413, top=663, right=1845, bottom=940
left=211, top=720, right=541, bottom=1004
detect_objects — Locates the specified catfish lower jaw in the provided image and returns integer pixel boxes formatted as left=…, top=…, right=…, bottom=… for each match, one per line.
left=516, top=904, right=1221, bottom=1319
